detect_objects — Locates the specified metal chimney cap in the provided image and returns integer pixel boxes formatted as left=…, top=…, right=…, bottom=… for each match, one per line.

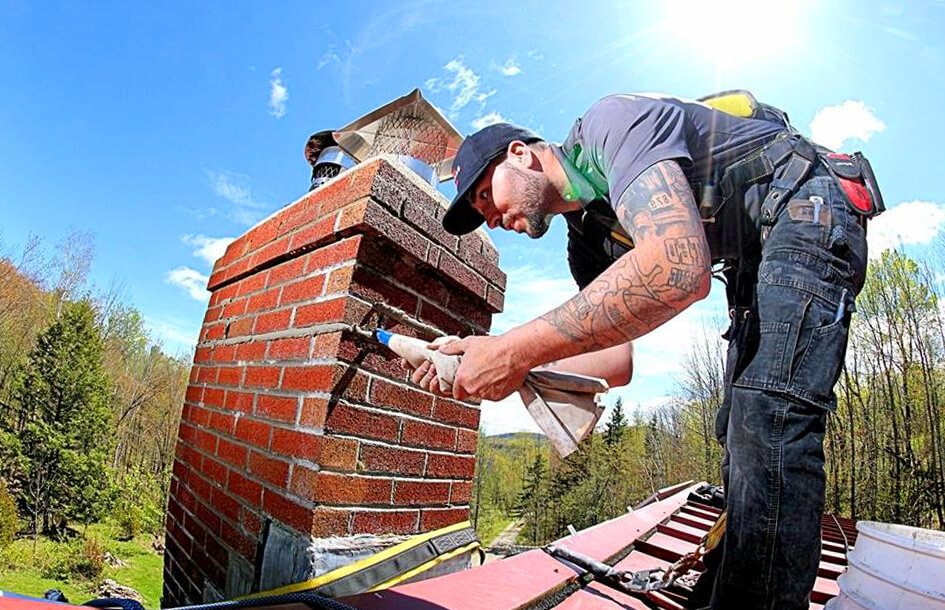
left=333, top=88, right=463, bottom=183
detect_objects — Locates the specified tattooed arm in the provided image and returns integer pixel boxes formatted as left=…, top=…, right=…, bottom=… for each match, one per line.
left=439, top=160, right=710, bottom=401
left=510, top=160, right=710, bottom=361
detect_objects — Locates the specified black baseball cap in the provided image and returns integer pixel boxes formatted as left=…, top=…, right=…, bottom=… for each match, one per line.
left=443, top=123, right=543, bottom=235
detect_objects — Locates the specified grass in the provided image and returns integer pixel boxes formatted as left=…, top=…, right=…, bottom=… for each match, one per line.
left=0, top=521, right=164, bottom=608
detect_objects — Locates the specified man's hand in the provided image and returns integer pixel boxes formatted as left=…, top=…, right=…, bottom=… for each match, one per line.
left=436, top=335, right=531, bottom=401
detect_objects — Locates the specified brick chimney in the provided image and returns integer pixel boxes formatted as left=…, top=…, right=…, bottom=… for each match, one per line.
left=162, top=146, right=505, bottom=603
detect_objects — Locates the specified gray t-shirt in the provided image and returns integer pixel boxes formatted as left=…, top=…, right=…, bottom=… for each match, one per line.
left=560, top=93, right=786, bottom=287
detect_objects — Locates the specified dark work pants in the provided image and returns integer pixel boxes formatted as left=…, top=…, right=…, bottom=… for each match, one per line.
left=707, top=165, right=868, bottom=609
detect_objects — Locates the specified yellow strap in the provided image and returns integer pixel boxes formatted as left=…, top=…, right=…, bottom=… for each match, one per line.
left=703, top=510, right=727, bottom=551
left=239, top=520, right=475, bottom=600
left=368, top=541, right=481, bottom=591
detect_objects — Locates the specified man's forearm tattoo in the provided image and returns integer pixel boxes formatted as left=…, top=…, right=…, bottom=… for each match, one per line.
left=539, top=161, right=711, bottom=351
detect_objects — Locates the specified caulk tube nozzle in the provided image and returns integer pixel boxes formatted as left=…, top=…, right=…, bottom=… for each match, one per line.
left=374, top=328, right=394, bottom=347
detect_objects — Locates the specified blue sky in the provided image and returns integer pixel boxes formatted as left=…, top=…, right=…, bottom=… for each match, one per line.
left=2, top=1, right=944, bottom=433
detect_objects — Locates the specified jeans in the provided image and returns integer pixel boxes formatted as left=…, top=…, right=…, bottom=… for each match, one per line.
left=707, top=164, right=868, bottom=609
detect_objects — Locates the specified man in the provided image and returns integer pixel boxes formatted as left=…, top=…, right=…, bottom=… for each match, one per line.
left=415, top=93, right=871, bottom=609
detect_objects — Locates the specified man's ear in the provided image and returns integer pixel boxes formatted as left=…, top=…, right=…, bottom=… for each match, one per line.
left=505, top=140, right=537, bottom=169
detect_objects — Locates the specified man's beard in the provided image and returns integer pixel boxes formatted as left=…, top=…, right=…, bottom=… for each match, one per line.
left=505, top=165, right=553, bottom=238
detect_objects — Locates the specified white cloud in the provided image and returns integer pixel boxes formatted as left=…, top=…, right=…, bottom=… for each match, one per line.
left=527, top=50, right=543, bottom=61
left=475, top=89, right=497, bottom=104
left=142, top=314, right=199, bottom=355
left=426, top=58, right=481, bottom=115
left=867, top=200, right=945, bottom=257
left=166, top=266, right=210, bottom=301
left=268, top=67, right=288, bottom=118
left=808, top=100, right=885, bottom=151
left=490, top=262, right=578, bottom=334
left=205, top=168, right=267, bottom=226
left=181, top=234, right=235, bottom=267
left=480, top=393, right=542, bottom=436
left=317, top=51, right=341, bottom=71
left=471, top=112, right=509, bottom=131
left=497, top=58, right=521, bottom=76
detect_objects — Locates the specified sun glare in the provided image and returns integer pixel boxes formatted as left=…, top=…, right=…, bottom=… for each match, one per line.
left=663, top=0, right=801, bottom=66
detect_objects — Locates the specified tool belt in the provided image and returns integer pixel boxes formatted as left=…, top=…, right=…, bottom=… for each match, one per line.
left=716, top=132, right=885, bottom=230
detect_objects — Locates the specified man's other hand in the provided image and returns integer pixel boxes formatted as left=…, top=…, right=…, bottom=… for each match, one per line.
left=437, top=335, right=530, bottom=401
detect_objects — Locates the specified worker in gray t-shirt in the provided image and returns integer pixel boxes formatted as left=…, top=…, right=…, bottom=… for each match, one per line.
left=410, top=92, right=873, bottom=609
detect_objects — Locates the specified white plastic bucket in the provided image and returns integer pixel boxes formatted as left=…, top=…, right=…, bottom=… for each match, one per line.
left=826, top=521, right=945, bottom=609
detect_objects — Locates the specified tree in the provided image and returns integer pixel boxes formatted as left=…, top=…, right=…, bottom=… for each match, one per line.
left=2, top=300, right=113, bottom=536
left=604, top=398, right=627, bottom=447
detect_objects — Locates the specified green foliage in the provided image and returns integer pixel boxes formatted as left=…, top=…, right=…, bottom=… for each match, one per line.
left=0, top=480, right=19, bottom=549
left=604, top=398, right=627, bottom=447
left=1, top=300, right=114, bottom=535
left=112, top=467, right=166, bottom=539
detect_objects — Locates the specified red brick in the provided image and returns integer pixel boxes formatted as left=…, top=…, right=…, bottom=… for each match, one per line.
left=394, top=480, right=450, bottom=506
left=247, top=288, right=279, bottom=313
left=370, top=379, right=433, bottom=418
left=256, top=395, right=298, bottom=423
left=313, top=473, right=392, bottom=505
left=210, top=487, right=241, bottom=524
left=324, top=266, right=354, bottom=294
left=250, top=236, right=290, bottom=269
left=209, top=411, right=236, bottom=435
left=263, top=490, right=313, bottom=535
left=299, top=397, right=329, bottom=428
left=456, top=429, right=478, bottom=454
left=350, top=268, right=419, bottom=319
left=195, top=500, right=222, bottom=536
left=486, top=284, right=505, bottom=314
left=351, top=510, right=418, bottom=535
left=194, top=347, right=212, bottom=364
left=226, top=317, right=254, bottom=338
left=212, top=344, right=237, bottom=363
left=359, top=444, right=425, bottom=476
left=222, top=520, right=256, bottom=561
left=420, top=507, right=468, bottom=531
left=293, top=298, right=346, bottom=328
left=288, top=215, right=335, bottom=252
left=199, top=456, right=227, bottom=487
left=178, top=443, right=201, bottom=469
left=243, top=366, right=281, bottom=389
left=326, top=404, right=399, bottom=442
left=280, top=275, right=326, bottom=305
left=188, top=405, right=211, bottom=427
left=196, top=366, right=216, bottom=384
left=433, top=398, right=480, bottom=429
left=204, top=531, right=227, bottom=566
left=427, top=454, right=476, bottom=479
left=227, top=470, right=263, bottom=507
left=271, top=428, right=322, bottom=462
left=289, top=464, right=318, bottom=498
left=185, top=385, right=203, bottom=405
left=216, top=437, right=248, bottom=468
left=216, top=366, right=242, bottom=387
left=224, top=390, right=254, bottom=413
left=235, top=417, right=271, bottom=448
left=203, top=387, right=225, bottom=409
left=450, top=481, right=473, bottom=504
left=268, top=336, right=311, bottom=360
left=312, top=507, right=351, bottom=537
left=192, top=427, right=218, bottom=454
left=236, top=341, right=267, bottom=361
left=305, top=236, right=362, bottom=274
left=268, top=257, right=306, bottom=288
left=254, top=309, right=292, bottom=334
left=249, top=451, right=290, bottom=487
left=241, top=508, right=262, bottom=537
left=438, top=251, right=487, bottom=299
left=282, top=365, right=334, bottom=392
left=222, top=298, right=248, bottom=319
left=319, top=436, right=358, bottom=471
left=235, top=271, right=268, bottom=297
left=418, top=301, right=467, bottom=337
left=402, top=420, right=456, bottom=451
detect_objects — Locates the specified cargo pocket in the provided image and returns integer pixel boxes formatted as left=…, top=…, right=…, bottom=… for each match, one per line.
left=732, top=319, right=791, bottom=390
left=787, top=313, right=849, bottom=411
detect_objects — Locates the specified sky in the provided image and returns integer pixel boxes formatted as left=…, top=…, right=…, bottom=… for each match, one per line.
left=2, top=0, right=945, bottom=434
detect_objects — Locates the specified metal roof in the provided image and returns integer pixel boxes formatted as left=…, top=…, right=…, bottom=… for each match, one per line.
left=339, top=481, right=856, bottom=609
